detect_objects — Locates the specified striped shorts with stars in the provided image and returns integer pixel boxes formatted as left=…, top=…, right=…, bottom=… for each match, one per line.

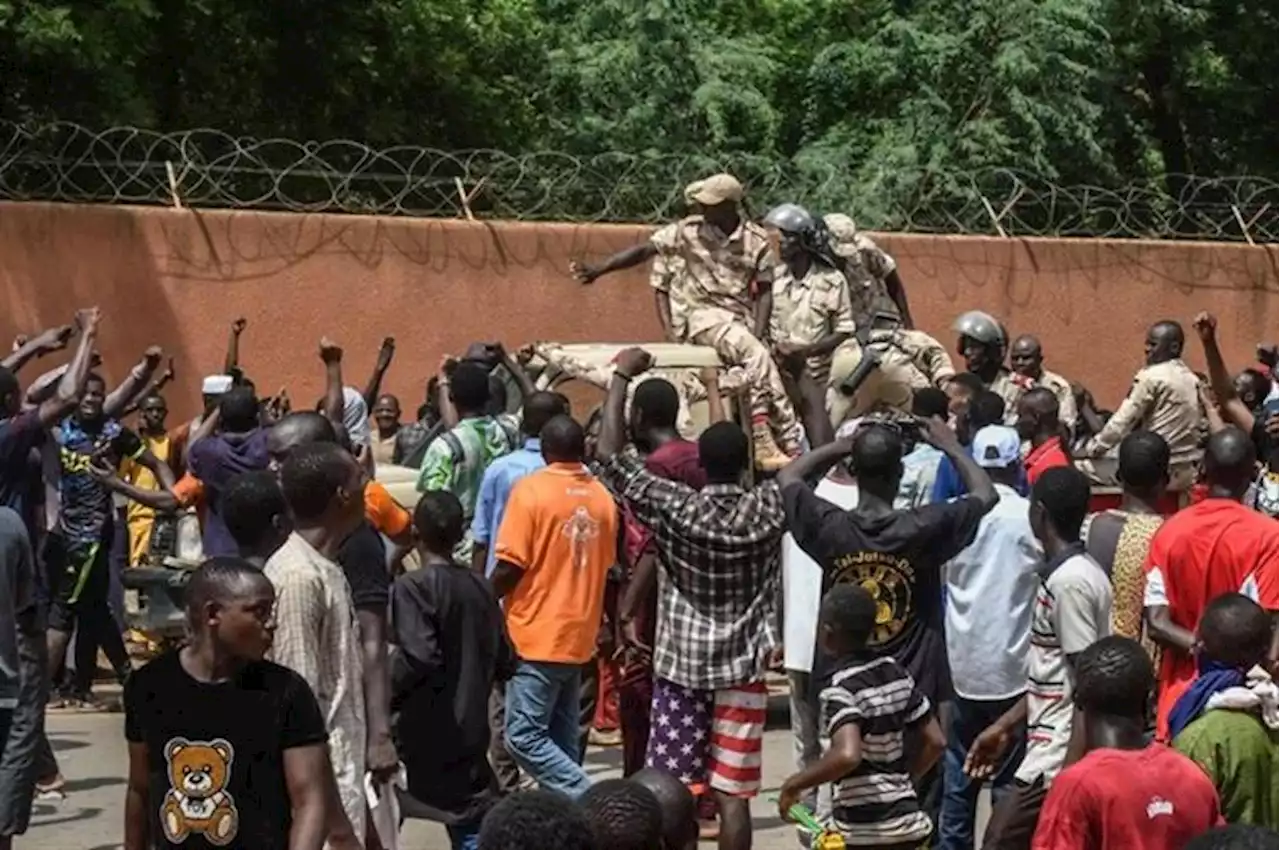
left=645, top=677, right=768, bottom=798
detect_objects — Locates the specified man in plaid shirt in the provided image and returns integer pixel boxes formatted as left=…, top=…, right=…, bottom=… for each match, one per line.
left=596, top=347, right=785, bottom=850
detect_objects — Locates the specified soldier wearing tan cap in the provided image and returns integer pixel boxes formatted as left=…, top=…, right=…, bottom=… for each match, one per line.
left=822, top=213, right=915, bottom=330
left=570, top=173, right=800, bottom=469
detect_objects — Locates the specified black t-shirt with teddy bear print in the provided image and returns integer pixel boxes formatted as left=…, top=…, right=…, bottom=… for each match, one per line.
left=124, top=650, right=327, bottom=849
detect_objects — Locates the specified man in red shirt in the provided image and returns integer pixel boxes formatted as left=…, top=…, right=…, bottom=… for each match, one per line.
left=1017, top=388, right=1071, bottom=486
left=1033, top=636, right=1222, bottom=850
left=1143, top=427, right=1280, bottom=738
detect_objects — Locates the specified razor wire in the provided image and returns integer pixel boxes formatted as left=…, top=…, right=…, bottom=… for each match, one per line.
left=0, top=121, right=1275, bottom=241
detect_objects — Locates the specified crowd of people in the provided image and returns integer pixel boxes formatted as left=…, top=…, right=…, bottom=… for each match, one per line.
left=0, top=171, right=1276, bottom=850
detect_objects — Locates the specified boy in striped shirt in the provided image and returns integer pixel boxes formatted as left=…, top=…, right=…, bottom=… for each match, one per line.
left=779, top=584, right=946, bottom=848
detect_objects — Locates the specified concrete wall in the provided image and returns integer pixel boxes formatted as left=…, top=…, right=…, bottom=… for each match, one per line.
left=1, top=201, right=1276, bottom=423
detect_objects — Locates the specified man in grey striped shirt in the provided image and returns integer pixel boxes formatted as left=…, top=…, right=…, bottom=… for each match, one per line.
left=778, top=584, right=946, bottom=847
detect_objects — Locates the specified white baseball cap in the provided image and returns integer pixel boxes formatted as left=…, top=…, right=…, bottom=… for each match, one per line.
left=972, top=425, right=1021, bottom=468
left=201, top=374, right=234, bottom=395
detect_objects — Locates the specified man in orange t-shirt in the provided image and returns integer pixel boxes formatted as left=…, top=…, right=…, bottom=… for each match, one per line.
left=492, top=415, right=618, bottom=799
left=1143, top=427, right=1280, bottom=738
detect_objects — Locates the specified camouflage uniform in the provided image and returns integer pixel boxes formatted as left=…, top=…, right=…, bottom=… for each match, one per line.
left=1078, top=359, right=1206, bottom=491
left=649, top=216, right=802, bottom=453
left=872, top=329, right=956, bottom=390
left=825, top=329, right=956, bottom=427
left=824, top=214, right=901, bottom=329
left=769, top=262, right=856, bottom=387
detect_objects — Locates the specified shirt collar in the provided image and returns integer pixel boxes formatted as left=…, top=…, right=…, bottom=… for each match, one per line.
left=545, top=461, right=586, bottom=474
left=701, top=482, right=746, bottom=497
left=1040, top=540, right=1087, bottom=577
left=1026, top=435, right=1063, bottom=463
left=522, top=437, right=541, bottom=453
left=698, top=217, right=745, bottom=248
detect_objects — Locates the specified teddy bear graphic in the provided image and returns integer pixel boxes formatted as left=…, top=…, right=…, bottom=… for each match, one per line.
left=161, top=737, right=239, bottom=846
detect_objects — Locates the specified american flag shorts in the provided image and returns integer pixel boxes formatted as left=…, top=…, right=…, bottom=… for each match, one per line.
left=645, top=677, right=767, bottom=797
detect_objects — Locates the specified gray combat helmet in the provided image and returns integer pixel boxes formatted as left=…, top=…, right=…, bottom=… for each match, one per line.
left=951, top=310, right=1007, bottom=347
left=763, top=203, right=816, bottom=234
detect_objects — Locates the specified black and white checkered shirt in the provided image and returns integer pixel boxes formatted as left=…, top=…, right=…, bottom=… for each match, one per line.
left=600, top=447, right=784, bottom=691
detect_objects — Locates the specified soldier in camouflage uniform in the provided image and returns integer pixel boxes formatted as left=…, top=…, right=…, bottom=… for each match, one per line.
left=571, top=173, right=801, bottom=468
left=823, top=213, right=915, bottom=331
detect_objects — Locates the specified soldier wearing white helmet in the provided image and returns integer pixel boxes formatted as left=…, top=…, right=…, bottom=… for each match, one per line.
left=952, top=310, right=1027, bottom=423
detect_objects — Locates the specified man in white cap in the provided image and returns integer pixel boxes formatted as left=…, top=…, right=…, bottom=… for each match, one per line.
left=570, top=173, right=799, bottom=468
left=937, top=424, right=1041, bottom=850
left=201, top=374, right=233, bottom=402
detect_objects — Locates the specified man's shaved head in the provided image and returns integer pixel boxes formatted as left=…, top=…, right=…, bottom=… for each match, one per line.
left=268, top=411, right=337, bottom=464
left=540, top=414, right=585, bottom=463
left=1204, top=426, right=1257, bottom=498
left=1011, top=335, right=1042, bottom=355
left=632, top=768, right=698, bottom=850
left=1145, top=320, right=1185, bottom=365
left=1009, top=335, right=1046, bottom=379
left=184, top=556, right=272, bottom=621
left=1015, top=387, right=1060, bottom=442
left=1020, top=387, right=1058, bottom=417
left=1151, top=321, right=1184, bottom=344
left=849, top=423, right=905, bottom=497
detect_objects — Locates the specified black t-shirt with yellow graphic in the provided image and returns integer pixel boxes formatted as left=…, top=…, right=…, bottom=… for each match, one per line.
left=782, top=481, right=987, bottom=704
left=53, top=415, right=144, bottom=545
left=124, top=651, right=327, bottom=849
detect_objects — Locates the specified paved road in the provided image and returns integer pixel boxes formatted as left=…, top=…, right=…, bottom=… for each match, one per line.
left=29, top=708, right=806, bottom=850
left=29, top=705, right=989, bottom=849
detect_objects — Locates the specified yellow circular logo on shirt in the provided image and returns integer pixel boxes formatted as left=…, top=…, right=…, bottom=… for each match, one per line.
left=832, top=552, right=915, bottom=645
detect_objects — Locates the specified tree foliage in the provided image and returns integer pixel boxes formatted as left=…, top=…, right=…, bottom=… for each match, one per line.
left=2, top=0, right=1273, bottom=212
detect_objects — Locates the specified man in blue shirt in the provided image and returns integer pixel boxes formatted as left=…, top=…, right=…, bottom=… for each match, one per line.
left=470, top=391, right=569, bottom=576
left=469, top=390, right=568, bottom=796
left=932, top=389, right=1027, bottom=502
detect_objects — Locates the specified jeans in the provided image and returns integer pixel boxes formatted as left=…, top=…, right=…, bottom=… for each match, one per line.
left=447, top=822, right=481, bottom=850
left=504, top=660, right=591, bottom=798
left=937, top=695, right=1026, bottom=850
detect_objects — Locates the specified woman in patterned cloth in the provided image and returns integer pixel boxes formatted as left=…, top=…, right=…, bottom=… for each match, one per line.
left=1081, top=430, right=1169, bottom=659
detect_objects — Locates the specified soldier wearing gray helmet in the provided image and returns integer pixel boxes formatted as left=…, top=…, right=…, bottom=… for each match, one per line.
left=952, top=310, right=1027, bottom=423
left=762, top=203, right=856, bottom=389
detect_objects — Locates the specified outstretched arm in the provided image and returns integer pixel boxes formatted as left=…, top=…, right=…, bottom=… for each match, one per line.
left=37, top=309, right=101, bottom=429
left=598, top=349, right=654, bottom=461
left=493, top=342, right=536, bottom=400
left=224, top=317, right=246, bottom=375
left=3, top=323, right=75, bottom=373
left=90, top=461, right=178, bottom=512
left=319, top=338, right=344, bottom=425
left=362, top=337, right=395, bottom=411
left=118, top=358, right=176, bottom=418
left=105, top=346, right=163, bottom=419
left=572, top=243, right=658, bottom=285
left=1193, top=312, right=1255, bottom=432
